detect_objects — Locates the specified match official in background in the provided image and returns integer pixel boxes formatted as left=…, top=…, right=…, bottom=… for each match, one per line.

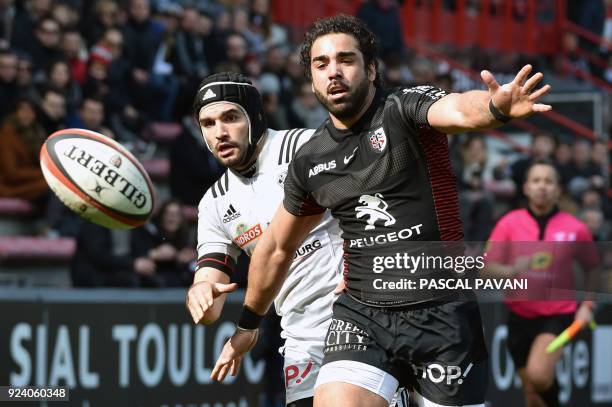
left=487, top=161, right=599, bottom=407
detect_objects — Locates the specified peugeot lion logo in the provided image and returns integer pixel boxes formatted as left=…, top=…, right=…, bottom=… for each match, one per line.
left=355, top=193, right=396, bottom=230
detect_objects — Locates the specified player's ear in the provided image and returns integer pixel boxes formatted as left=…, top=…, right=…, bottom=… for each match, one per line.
left=311, top=82, right=315, bottom=93
left=367, top=61, right=376, bottom=82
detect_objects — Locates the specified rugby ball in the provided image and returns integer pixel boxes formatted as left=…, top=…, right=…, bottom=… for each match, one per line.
left=40, top=128, right=155, bottom=229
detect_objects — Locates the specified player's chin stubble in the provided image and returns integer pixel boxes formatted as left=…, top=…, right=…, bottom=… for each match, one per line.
left=313, top=76, right=371, bottom=121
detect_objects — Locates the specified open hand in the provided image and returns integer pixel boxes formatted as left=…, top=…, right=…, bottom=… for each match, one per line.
left=481, top=64, right=552, bottom=120
left=186, top=281, right=238, bottom=323
left=211, top=328, right=259, bottom=382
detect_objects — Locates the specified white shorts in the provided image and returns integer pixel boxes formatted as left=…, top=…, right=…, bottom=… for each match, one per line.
left=314, top=361, right=483, bottom=407
left=314, top=360, right=399, bottom=404
left=284, top=356, right=320, bottom=404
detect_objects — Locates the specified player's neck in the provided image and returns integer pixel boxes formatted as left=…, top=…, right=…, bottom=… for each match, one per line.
left=528, top=202, right=557, bottom=217
left=329, top=86, right=376, bottom=130
left=233, top=138, right=264, bottom=176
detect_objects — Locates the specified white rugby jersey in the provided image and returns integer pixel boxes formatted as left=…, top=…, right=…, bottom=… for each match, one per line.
left=197, top=128, right=343, bottom=347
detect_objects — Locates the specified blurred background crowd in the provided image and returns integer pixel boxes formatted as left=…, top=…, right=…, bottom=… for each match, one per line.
left=0, top=1, right=609, bottom=405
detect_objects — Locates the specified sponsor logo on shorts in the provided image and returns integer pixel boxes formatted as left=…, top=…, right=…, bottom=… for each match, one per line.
left=412, top=362, right=473, bottom=385
left=355, top=193, right=396, bottom=231
left=324, top=318, right=369, bottom=353
left=234, top=223, right=262, bottom=248
left=285, top=361, right=314, bottom=388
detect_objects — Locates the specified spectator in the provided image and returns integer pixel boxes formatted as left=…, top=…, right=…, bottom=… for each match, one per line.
left=16, top=53, right=34, bottom=93
left=510, top=132, right=557, bottom=203
left=83, top=0, right=120, bottom=47
left=288, top=79, right=328, bottom=129
left=151, top=1, right=181, bottom=120
left=261, top=45, right=293, bottom=104
left=0, top=98, right=48, bottom=202
left=581, top=188, right=604, bottom=210
left=71, top=221, right=157, bottom=287
left=67, top=96, right=111, bottom=135
left=22, top=17, right=63, bottom=78
left=357, top=0, right=404, bottom=61
left=249, top=0, right=288, bottom=51
left=60, top=29, right=88, bottom=85
left=88, top=28, right=143, bottom=143
left=0, top=49, right=19, bottom=122
left=579, top=207, right=608, bottom=241
left=554, top=141, right=573, bottom=184
left=259, top=73, right=290, bottom=130
left=36, top=86, right=66, bottom=134
left=202, top=7, right=231, bottom=70
left=82, top=42, right=113, bottom=99
left=130, top=198, right=196, bottom=287
left=173, top=6, right=210, bottom=116
left=591, top=140, right=608, bottom=170
left=233, top=6, right=265, bottom=56
left=218, top=32, right=248, bottom=73
left=169, top=116, right=224, bottom=206
left=50, top=1, right=79, bottom=30
left=122, top=0, right=177, bottom=121
left=285, top=49, right=304, bottom=85
left=567, top=140, right=605, bottom=199
left=577, top=0, right=606, bottom=39
left=43, top=59, right=82, bottom=112
left=10, top=0, right=52, bottom=52
left=455, top=136, right=495, bottom=241
left=0, top=0, right=16, bottom=49
left=555, top=32, right=591, bottom=80
left=603, top=0, right=612, bottom=54
left=174, top=7, right=208, bottom=80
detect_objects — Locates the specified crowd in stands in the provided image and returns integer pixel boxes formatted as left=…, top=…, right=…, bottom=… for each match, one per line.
left=0, top=0, right=609, bottom=291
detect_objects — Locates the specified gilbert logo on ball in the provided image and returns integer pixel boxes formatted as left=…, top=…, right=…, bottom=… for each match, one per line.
left=40, top=128, right=155, bottom=229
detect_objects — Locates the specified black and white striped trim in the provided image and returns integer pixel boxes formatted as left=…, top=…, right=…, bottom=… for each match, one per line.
left=278, top=128, right=308, bottom=165
left=210, top=171, right=230, bottom=198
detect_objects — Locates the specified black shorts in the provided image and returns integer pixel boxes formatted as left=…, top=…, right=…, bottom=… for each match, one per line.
left=507, top=311, right=574, bottom=369
left=322, top=293, right=488, bottom=406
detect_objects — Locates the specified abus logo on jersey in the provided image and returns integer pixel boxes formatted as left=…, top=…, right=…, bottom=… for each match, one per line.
left=234, top=223, right=262, bottom=247
left=222, top=204, right=241, bottom=223
left=308, top=160, right=336, bottom=178
left=368, top=127, right=387, bottom=152
left=355, top=193, right=396, bottom=231
left=412, top=363, right=473, bottom=385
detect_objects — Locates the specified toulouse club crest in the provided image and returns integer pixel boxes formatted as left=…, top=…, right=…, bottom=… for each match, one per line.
left=368, top=127, right=387, bottom=152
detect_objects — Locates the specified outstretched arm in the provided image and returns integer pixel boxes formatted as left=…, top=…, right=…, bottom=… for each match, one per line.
left=428, top=64, right=552, bottom=134
left=244, top=207, right=324, bottom=314
left=211, top=205, right=324, bottom=381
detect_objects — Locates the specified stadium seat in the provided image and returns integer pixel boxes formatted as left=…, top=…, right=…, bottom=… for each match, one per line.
left=142, top=158, right=171, bottom=181
left=0, top=198, right=36, bottom=216
left=144, top=122, right=182, bottom=143
left=0, top=236, right=76, bottom=262
left=0, top=198, right=40, bottom=236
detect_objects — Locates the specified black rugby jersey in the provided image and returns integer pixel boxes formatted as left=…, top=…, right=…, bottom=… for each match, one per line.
left=283, top=86, right=462, bottom=306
